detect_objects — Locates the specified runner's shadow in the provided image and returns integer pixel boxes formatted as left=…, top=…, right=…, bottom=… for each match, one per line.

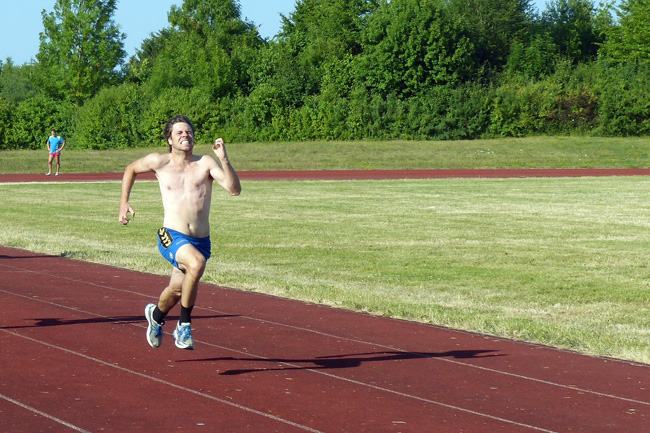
left=181, top=349, right=504, bottom=375
left=1, top=314, right=238, bottom=330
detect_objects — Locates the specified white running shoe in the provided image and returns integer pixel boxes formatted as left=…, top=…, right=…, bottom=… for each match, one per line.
left=145, top=303, right=163, bottom=348
left=173, top=322, right=194, bottom=350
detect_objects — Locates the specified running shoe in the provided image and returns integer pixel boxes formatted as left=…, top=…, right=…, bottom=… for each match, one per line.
left=173, top=322, right=194, bottom=350
left=145, top=303, right=163, bottom=348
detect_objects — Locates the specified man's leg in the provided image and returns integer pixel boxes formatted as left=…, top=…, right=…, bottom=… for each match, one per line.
left=171, top=244, right=207, bottom=349
left=47, top=154, right=54, bottom=175
left=145, top=244, right=206, bottom=349
left=156, top=244, right=206, bottom=312
left=158, top=267, right=185, bottom=313
left=144, top=267, right=183, bottom=348
left=55, top=155, right=61, bottom=175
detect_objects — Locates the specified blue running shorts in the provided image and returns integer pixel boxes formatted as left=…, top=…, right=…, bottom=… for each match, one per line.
left=157, top=227, right=211, bottom=269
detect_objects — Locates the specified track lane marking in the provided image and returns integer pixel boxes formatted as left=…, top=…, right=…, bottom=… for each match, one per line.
left=3, top=287, right=639, bottom=433
left=1, top=264, right=648, bottom=408
left=0, top=325, right=556, bottom=433
left=0, top=392, right=92, bottom=433
left=4, top=261, right=648, bottom=431
left=0, top=328, right=324, bottom=433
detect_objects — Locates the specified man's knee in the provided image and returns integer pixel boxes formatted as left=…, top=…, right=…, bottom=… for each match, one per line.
left=183, top=253, right=207, bottom=277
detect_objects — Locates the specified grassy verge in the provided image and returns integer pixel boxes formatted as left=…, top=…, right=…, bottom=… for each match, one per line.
left=1, top=177, right=648, bottom=364
left=2, top=136, right=650, bottom=174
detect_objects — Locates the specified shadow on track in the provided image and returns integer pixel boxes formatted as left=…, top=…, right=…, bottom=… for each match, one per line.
left=180, top=349, right=505, bottom=375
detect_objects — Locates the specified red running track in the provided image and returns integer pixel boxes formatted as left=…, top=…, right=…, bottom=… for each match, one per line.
left=2, top=167, right=650, bottom=182
left=1, top=246, right=648, bottom=433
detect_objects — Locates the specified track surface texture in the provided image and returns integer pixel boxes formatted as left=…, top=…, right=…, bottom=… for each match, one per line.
left=1, top=170, right=649, bottom=432
left=3, top=167, right=650, bottom=182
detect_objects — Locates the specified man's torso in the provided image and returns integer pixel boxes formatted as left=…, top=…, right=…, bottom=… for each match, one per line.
left=48, top=136, right=62, bottom=153
left=154, top=154, right=214, bottom=238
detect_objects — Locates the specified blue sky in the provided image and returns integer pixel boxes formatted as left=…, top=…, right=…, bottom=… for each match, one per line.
left=1, top=0, right=550, bottom=66
left=0, top=0, right=296, bottom=65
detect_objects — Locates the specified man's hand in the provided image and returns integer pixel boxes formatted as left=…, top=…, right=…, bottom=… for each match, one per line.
left=119, top=202, right=135, bottom=225
left=212, top=138, right=228, bottom=161
left=210, top=137, right=241, bottom=195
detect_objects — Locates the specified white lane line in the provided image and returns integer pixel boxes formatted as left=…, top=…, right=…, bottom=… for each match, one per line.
left=0, top=292, right=584, bottom=433
left=0, top=327, right=555, bottom=433
left=231, top=314, right=650, bottom=407
left=0, top=392, right=92, bottom=433
left=2, top=262, right=649, bottom=409
left=0, top=328, right=324, bottom=433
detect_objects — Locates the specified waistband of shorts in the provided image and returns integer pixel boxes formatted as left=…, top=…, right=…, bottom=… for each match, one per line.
left=162, top=227, right=210, bottom=241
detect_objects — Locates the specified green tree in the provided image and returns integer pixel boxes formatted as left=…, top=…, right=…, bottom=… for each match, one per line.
left=601, top=0, right=650, bottom=62
left=124, top=28, right=175, bottom=85
left=0, top=95, right=12, bottom=149
left=541, top=0, right=602, bottom=63
left=267, top=0, right=376, bottom=99
left=446, top=0, right=534, bottom=72
left=506, top=33, right=558, bottom=78
left=0, top=59, right=40, bottom=104
left=35, top=0, right=126, bottom=104
left=143, top=0, right=263, bottom=98
left=356, top=0, right=475, bottom=97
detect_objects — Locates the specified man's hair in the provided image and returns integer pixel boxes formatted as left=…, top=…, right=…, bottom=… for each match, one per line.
left=163, top=115, right=195, bottom=140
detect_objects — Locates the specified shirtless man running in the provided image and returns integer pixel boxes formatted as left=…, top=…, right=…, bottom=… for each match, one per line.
left=118, top=115, right=241, bottom=350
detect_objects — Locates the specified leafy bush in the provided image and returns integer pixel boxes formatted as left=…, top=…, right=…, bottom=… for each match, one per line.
left=9, top=94, right=74, bottom=149
left=0, top=96, right=12, bottom=149
left=593, top=62, right=650, bottom=136
left=139, top=86, right=217, bottom=146
left=506, top=34, right=558, bottom=79
left=408, top=84, right=492, bottom=140
left=73, top=83, right=146, bottom=149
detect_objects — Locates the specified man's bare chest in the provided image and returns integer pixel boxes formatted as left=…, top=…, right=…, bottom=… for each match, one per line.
left=156, top=164, right=212, bottom=201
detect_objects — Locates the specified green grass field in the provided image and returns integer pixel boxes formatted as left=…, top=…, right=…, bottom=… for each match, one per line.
left=1, top=137, right=649, bottom=364
left=3, top=136, right=650, bottom=173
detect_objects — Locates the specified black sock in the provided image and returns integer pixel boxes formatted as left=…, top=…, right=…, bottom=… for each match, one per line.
left=179, top=304, right=194, bottom=324
left=153, top=306, right=167, bottom=325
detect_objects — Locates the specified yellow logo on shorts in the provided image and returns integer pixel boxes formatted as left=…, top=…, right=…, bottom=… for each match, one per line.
left=158, top=227, right=173, bottom=248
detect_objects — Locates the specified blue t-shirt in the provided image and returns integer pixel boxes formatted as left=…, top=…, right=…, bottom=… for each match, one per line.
left=47, top=136, right=64, bottom=153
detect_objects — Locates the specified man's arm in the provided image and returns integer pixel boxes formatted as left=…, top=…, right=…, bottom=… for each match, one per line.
left=119, top=153, right=163, bottom=225
left=210, top=138, right=241, bottom=196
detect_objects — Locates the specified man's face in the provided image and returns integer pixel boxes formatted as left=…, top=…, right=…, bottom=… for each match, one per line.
left=168, top=122, right=194, bottom=151
left=51, top=131, right=56, bottom=136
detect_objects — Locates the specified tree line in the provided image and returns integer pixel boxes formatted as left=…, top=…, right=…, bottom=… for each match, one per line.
left=1, top=0, right=649, bottom=150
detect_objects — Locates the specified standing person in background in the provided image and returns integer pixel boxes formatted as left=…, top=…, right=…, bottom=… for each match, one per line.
left=46, top=129, right=66, bottom=176
left=118, top=114, right=241, bottom=350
